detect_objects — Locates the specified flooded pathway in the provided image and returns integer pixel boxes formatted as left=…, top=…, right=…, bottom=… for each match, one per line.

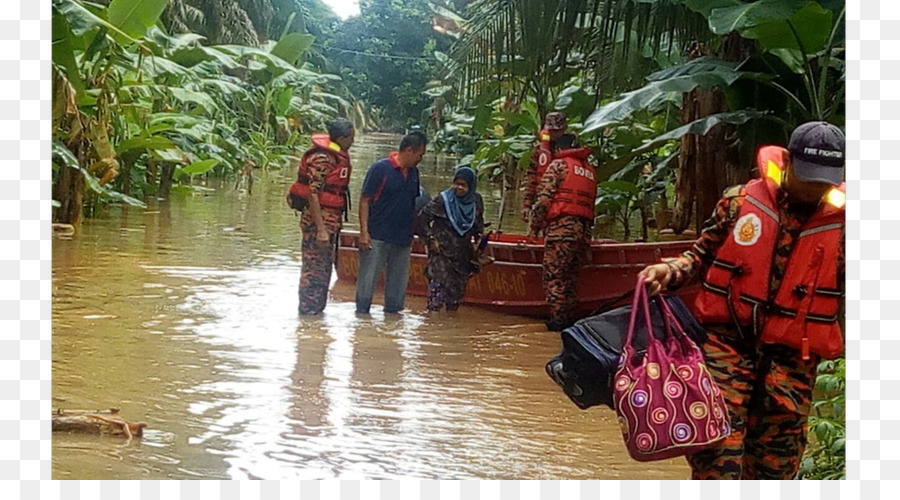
left=51, top=134, right=689, bottom=480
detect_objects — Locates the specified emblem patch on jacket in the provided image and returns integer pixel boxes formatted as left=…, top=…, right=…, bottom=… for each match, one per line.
left=734, top=213, right=762, bottom=246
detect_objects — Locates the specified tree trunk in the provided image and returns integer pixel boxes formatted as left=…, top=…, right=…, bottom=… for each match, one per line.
left=121, top=157, right=131, bottom=196
left=146, top=157, right=158, bottom=186
left=672, top=34, right=756, bottom=233
left=52, top=408, right=146, bottom=438
left=159, top=164, right=176, bottom=198
left=52, top=164, right=85, bottom=226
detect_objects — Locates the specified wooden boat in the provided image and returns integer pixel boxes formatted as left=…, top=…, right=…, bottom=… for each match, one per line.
left=335, top=230, right=700, bottom=318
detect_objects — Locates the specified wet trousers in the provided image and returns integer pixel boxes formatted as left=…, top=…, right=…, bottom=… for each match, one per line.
left=687, top=327, right=819, bottom=479
left=355, top=239, right=411, bottom=314
left=426, top=280, right=467, bottom=311
left=298, top=229, right=337, bottom=315
left=542, top=238, right=587, bottom=328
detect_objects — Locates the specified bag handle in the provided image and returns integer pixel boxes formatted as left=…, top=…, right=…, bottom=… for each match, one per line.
left=655, top=294, right=694, bottom=355
left=624, top=277, right=655, bottom=361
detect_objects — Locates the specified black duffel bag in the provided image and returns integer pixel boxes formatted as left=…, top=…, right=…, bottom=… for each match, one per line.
left=545, top=291, right=706, bottom=410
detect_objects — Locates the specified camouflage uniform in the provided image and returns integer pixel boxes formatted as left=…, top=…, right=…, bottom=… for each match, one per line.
left=531, top=157, right=592, bottom=330
left=667, top=187, right=845, bottom=479
left=297, top=151, right=344, bottom=315
left=521, top=112, right=567, bottom=217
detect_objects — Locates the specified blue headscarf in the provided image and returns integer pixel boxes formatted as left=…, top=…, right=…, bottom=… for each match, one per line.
left=440, top=166, right=478, bottom=236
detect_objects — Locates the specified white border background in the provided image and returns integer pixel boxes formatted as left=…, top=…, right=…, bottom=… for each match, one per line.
left=9, top=0, right=888, bottom=497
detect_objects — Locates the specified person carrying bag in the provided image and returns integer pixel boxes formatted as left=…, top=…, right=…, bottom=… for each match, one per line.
left=613, top=277, right=731, bottom=462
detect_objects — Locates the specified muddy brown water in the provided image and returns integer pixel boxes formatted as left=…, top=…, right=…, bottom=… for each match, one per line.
left=52, top=134, right=689, bottom=479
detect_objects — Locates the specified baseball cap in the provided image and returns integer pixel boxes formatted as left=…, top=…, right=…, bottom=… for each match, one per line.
left=787, top=121, right=845, bottom=186
left=543, top=112, right=567, bottom=131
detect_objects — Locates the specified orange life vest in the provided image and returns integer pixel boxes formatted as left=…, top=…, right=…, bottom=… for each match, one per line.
left=287, top=134, right=351, bottom=210
left=535, top=130, right=553, bottom=179
left=546, top=147, right=596, bottom=221
left=692, top=145, right=845, bottom=360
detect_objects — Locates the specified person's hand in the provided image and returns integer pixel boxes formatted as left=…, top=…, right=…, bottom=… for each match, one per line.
left=358, top=231, right=372, bottom=250
left=521, top=208, right=531, bottom=222
left=638, top=263, right=673, bottom=296
left=316, top=227, right=329, bottom=243
left=428, top=238, right=440, bottom=254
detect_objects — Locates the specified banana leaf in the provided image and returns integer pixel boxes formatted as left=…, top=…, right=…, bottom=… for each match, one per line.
left=631, top=109, right=768, bottom=155
left=271, top=33, right=315, bottom=66
left=583, top=67, right=746, bottom=133
left=107, top=0, right=167, bottom=40
left=115, top=135, right=175, bottom=154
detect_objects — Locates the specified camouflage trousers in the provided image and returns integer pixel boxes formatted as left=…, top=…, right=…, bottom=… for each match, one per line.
left=687, top=326, right=819, bottom=479
left=542, top=238, right=588, bottom=328
left=298, top=229, right=337, bottom=315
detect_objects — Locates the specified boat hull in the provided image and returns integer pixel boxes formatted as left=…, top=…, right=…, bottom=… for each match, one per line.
left=335, top=230, right=699, bottom=317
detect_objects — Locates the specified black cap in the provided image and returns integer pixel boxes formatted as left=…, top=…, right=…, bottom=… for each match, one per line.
left=787, top=121, right=845, bottom=186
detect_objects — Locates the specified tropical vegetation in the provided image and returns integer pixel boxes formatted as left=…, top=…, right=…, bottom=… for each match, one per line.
left=430, top=0, right=845, bottom=479
left=52, top=0, right=845, bottom=479
left=431, top=0, right=844, bottom=238
left=51, top=0, right=445, bottom=226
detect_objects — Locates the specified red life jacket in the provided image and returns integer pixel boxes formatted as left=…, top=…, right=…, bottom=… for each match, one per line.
left=546, top=147, right=596, bottom=221
left=693, top=145, right=846, bottom=360
left=535, top=130, right=553, bottom=179
left=287, top=134, right=351, bottom=210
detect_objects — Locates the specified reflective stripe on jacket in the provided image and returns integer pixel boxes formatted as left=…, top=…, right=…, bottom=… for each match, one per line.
left=693, top=145, right=845, bottom=359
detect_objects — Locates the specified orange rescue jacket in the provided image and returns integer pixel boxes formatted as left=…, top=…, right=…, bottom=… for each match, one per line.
left=287, top=134, right=351, bottom=211
left=546, top=147, right=597, bottom=222
left=693, top=146, right=845, bottom=360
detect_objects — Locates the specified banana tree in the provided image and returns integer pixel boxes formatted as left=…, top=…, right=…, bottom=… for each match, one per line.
left=52, top=0, right=171, bottom=224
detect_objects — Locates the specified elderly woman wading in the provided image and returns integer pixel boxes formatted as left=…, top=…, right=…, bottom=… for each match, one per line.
left=418, top=166, right=485, bottom=312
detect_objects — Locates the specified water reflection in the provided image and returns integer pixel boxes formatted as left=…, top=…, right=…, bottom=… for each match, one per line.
left=52, top=134, right=688, bottom=480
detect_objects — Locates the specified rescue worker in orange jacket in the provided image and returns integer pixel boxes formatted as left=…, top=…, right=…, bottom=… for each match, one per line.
left=639, top=121, right=846, bottom=479
left=521, top=112, right=568, bottom=223
left=529, top=133, right=597, bottom=331
left=288, top=118, right=355, bottom=315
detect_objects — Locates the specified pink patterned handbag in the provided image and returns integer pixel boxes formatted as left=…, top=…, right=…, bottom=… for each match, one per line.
left=613, top=278, right=731, bottom=462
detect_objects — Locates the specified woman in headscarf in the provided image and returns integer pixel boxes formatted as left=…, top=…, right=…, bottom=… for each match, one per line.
left=418, top=166, right=486, bottom=312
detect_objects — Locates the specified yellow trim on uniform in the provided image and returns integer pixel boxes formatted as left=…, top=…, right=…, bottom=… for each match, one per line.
left=328, top=141, right=341, bottom=152
left=540, top=133, right=551, bottom=141
left=766, top=160, right=783, bottom=186
left=825, top=188, right=846, bottom=208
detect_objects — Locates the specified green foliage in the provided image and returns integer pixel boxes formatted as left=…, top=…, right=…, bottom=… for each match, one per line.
left=330, top=0, right=448, bottom=130
left=52, top=0, right=351, bottom=222
left=271, top=33, right=316, bottom=65
left=108, top=0, right=169, bottom=40
left=583, top=58, right=746, bottom=133
left=799, top=357, right=845, bottom=480
left=631, top=109, right=768, bottom=155
left=677, top=0, right=845, bottom=124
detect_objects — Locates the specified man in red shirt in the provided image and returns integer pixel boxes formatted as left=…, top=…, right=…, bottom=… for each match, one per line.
left=355, top=131, right=428, bottom=314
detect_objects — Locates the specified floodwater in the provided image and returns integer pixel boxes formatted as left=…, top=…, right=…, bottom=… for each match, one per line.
left=51, top=134, right=690, bottom=480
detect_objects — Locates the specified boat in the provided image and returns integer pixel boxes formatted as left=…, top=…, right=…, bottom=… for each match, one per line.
left=335, top=230, right=699, bottom=318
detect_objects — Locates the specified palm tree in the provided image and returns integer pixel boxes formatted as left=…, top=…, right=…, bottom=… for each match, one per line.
left=443, top=0, right=710, bottom=117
